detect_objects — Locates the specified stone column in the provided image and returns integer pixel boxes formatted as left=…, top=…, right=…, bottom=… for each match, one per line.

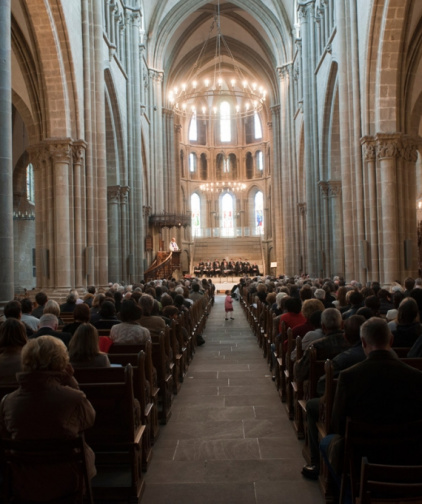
left=120, top=186, right=129, bottom=280
left=0, top=0, right=14, bottom=306
left=271, top=104, right=284, bottom=274
left=107, top=185, right=121, bottom=282
left=328, top=181, right=344, bottom=277
left=298, top=203, right=307, bottom=275
left=298, top=1, right=318, bottom=276
left=319, top=181, right=330, bottom=276
left=28, top=145, right=51, bottom=288
left=149, top=70, right=165, bottom=213
left=401, top=136, right=419, bottom=274
left=49, top=140, right=72, bottom=289
left=72, top=141, right=87, bottom=288
left=361, top=136, right=379, bottom=280
left=376, top=134, right=401, bottom=283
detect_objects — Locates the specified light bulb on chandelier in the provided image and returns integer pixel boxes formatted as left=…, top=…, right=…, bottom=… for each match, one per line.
left=168, top=1, right=267, bottom=121
left=199, top=181, right=247, bottom=193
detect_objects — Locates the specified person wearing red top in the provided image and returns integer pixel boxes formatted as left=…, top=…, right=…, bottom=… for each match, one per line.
left=279, top=297, right=306, bottom=333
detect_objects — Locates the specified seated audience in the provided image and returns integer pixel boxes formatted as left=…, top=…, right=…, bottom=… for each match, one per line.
left=292, top=299, right=325, bottom=339
left=0, top=335, right=96, bottom=502
left=62, top=303, right=90, bottom=335
left=83, top=285, right=96, bottom=307
left=138, top=294, right=166, bottom=336
left=320, top=317, right=422, bottom=486
left=92, top=301, right=120, bottom=330
left=20, top=298, right=40, bottom=332
left=4, top=300, right=33, bottom=338
left=31, top=291, right=48, bottom=319
left=0, top=318, right=28, bottom=383
left=342, top=290, right=364, bottom=320
left=32, top=314, right=72, bottom=347
left=89, top=293, right=106, bottom=324
left=294, top=308, right=349, bottom=382
left=69, top=323, right=110, bottom=368
left=290, top=310, right=323, bottom=361
left=302, top=314, right=366, bottom=480
left=110, top=299, right=151, bottom=344
left=391, top=297, right=422, bottom=347
left=60, top=290, right=79, bottom=313
left=278, top=297, right=305, bottom=333
left=43, top=299, right=64, bottom=325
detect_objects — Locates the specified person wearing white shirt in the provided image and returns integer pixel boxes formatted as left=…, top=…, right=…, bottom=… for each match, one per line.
left=169, top=237, right=179, bottom=251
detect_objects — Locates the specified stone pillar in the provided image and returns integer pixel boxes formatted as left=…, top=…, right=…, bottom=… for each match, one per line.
left=149, top=70, right=165, bottom=213
left=271, top=104, right=284, bottom=274
left=298, top=1, right=318, bottom=276
left=328, top=181, right=344, bottom=277
left=376, top=134, right=401, bottom=283
left=120, top=186, right=129, bottom=280
left=319, top=181, right=330, bottom=276
left=361, top=137, right=379, bottom=280
left=73, top=141, right=87, bottom=288
left=49, top=140, right=72, bottom=289
left=0, top=0, right=14, bottom=306
left=107, top=186, right=121, bottom=283
left=401, top=136, right=419, bottom=275
left=298, top=203, right=307, bottom=275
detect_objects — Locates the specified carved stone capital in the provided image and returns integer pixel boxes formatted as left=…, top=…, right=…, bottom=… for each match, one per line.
left=72, top=140, right=87, bottom=165
left=48, top=140, right=72, bottom=164
left=107, top=185, right=120, bottom=204
left=328, top=180, right=342, bottom=198
left=120, top=186, right=130, bottom=205
left=27, top=144, right=49, bottom=167
left=174, top=124, right=182, bottom=134
left=361, top=136, right=376, bottom=161
left=149, top=69, right=164, bottom=83
left=298, top=202, right=307, bottom=215
left=401, top=136, right=419, bottom=163
left=319, top=181, right=330, bottom=199
left=375, top=134, right=401, bottom=160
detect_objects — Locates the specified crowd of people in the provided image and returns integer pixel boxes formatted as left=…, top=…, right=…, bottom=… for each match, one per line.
left=2, top=271, right=422, bottom=499
left=237, top=273, right=422, bottom=491
left=0, top=276, right=215, bottom=499
left=193, top=259, right=260, bottom=278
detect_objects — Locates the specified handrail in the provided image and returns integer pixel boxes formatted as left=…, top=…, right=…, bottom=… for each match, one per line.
left=144, top=251, right=172, bottom=281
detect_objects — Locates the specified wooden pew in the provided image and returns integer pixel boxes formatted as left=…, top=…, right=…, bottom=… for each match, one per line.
left=298, top=346, right=327, bottom=459
left=74, top=351, right=155, bottom=472
left=109, top=331, right=173, bottom=425
left=77, top=364, right=145, bottom=502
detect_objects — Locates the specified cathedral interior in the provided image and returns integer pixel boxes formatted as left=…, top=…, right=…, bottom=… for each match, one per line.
left=2, top=0, right=422, bottom=303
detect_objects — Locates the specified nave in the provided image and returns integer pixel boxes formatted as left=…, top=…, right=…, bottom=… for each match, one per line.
left=141, top=294, right=323, bottom=504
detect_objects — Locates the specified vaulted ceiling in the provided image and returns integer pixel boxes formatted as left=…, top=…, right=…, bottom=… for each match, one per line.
left=144, top=0, right=296, bottom=107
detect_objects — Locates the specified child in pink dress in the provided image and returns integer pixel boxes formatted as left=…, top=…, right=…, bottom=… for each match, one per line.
left=224, top=290, right=234, bottom=320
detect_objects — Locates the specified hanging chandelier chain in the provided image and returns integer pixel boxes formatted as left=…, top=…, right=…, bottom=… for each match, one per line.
left=168, top=0, right=267, bottom=120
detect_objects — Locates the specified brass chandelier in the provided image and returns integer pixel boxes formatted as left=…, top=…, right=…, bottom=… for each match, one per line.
left=168, top=1, right=267, bottom=121
left=199, top=181, right=246, bottom=193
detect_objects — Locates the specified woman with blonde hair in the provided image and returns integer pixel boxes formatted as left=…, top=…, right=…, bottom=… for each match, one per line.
left=43, top=299, right=64, bottom=325
left=68, top=323, right=110, bottom=368
left=0, top=335, right=96, bottom=501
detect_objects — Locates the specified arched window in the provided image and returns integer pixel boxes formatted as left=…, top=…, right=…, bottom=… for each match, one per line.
left=200, top=153, right=207, bottom=180
left=191, top=193, right=201, bottom=237
left=189, top=152, right=197, bottom=173
left=26, top=163, right=35, bottom=203
left=220, top=101, right=231, bottom=142
left=255, top=191, right=264, bottom=235
left=189, top=113, right=197, bottom=142
left=246, top=152, right=253, bottom=179
left=254, top=112, right=262, bottom=139
left=222, top=193, right=234, bottom=237
left=256, top=150, right=263, bottom=172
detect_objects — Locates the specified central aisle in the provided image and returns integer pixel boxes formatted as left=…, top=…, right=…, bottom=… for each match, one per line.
left=141, top=294, right=324, bottom=504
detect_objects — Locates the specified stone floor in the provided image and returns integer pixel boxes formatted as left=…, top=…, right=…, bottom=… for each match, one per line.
left=140, top=294, right=324, bottom=504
